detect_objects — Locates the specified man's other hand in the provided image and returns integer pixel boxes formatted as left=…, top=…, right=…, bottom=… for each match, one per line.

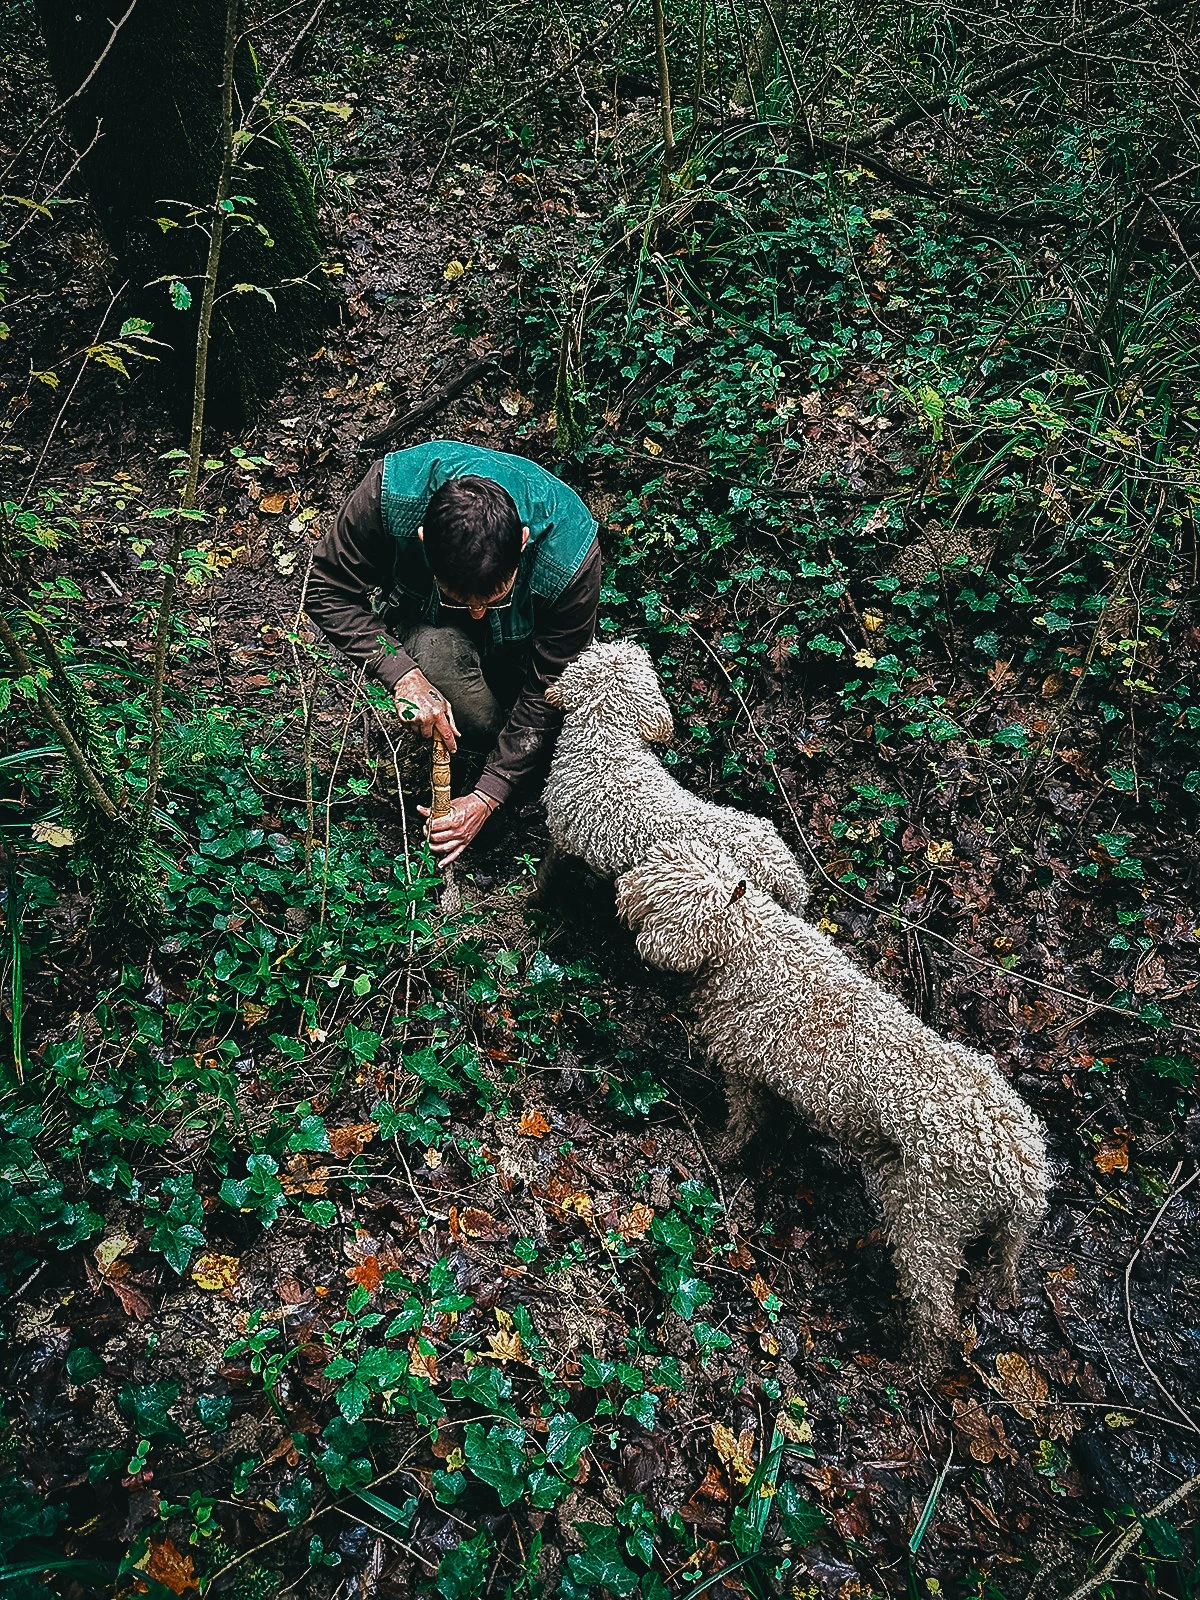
left=394, top=667, right=459, bottom=752
left=418, top=792, right=497, bottom=866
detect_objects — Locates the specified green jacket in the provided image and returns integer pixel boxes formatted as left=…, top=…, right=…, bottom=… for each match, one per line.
left=380, top=440, right=597, bottom=652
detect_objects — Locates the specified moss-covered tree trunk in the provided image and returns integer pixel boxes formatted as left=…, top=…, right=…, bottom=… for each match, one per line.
left=34, top=0, right=334, bottom=428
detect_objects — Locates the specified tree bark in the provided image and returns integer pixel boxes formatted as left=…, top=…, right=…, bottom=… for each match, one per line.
left=34, top=0, right=334, bottom=428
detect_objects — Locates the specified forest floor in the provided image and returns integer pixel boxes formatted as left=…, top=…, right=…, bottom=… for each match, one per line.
left=3, top=6, right=1200, bottom=1600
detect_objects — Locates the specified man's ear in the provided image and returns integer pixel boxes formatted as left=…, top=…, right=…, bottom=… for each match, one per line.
left=520, top=526, right=531, bottom=551
left=417, top=526, right=424, bottom=543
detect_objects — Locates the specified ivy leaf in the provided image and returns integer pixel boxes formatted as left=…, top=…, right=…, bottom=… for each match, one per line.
left=621, top=1391, right=659, bottom=1431
left=776, top=1480, right=826, bottom=1545
left=544, top=1412, right=592, bottom=1473
left=335, top=1374, right=371, bottom=1424
left=669, top=1274, right=712, bottom=1318
left=433, top=1531, right=493, bottom=1600
left=566, top=1526, right=640, bottom=1597
left=66, top=1347, right=104, bottom=1383
left=195, top=1394, right=231, bottom=1433
left=464, top=1422, right=527, bottom=1505
left=289, top=1113, right=330, bottom=1153
left=118, top=1381, right=184, bottom=1442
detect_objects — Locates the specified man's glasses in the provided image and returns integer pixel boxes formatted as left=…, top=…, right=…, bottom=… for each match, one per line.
left=434, top=584, right=516, bottom=614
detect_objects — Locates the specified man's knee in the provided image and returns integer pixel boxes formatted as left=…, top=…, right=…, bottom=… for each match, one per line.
left=399, top=624, right=502, bottom=744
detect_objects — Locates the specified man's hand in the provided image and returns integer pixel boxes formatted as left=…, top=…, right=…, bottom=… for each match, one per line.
left=394, top=667, right=459, bottom=753
left=418, top=792, right=497, bottom=866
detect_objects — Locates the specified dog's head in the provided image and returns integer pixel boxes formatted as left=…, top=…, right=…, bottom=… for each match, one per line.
left=616, top=839, right=750, bottom=971
left=545, top=640, right=673, bottom=743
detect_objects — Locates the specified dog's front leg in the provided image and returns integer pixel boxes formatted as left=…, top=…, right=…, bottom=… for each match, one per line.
left=713, top=1074, right=770, bottom=1165
left=530, top=843, right=563, bottom=906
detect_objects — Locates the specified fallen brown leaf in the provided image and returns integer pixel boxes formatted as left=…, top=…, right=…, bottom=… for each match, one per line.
left=712, top=1423, right=756, bottom=1485
left=328, top=1122, right=378, bottom=1159
left=951, top=1398, right=1017, bottom=1464
left=142, top=1537, right=197, bottom=1594
left=94, top=1232, right=137, bottom=1277
left=109, top=1278, right=154, bottom=1319
left=409, top=1339, right=439, bottom=1382
left=988, top=1352, right=1049, bottom=1418
left=518, top=1108, right=551, bottom=1139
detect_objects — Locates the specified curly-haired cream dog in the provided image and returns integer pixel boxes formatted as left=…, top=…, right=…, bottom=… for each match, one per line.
left=540, top=640, right=807, bottom=911
left=615, top=839, right=1050, bottom=1357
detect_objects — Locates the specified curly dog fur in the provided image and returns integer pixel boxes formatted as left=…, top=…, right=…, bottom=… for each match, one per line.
left=615, top=839, right=1050, bottom=1358
left=541, top=640, right=808, bottom=911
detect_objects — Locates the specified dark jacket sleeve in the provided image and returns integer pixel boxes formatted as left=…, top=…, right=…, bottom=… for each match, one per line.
left=475, top=540, right=601, bottom=806
left=306, top=460, right=416, bottom=690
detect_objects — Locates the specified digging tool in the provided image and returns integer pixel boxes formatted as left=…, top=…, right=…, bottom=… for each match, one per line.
left=431, top=730, right=462, bottom=914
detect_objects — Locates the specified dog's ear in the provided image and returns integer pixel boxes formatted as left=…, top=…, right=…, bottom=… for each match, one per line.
left=728, top=879, right=747, bottom=906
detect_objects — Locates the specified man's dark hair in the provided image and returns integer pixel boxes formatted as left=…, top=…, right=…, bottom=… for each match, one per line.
left=423, top=476, right=523, bottom=599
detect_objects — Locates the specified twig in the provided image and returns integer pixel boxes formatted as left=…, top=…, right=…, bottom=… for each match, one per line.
left=650, top=0, right=676, bottom=200
left=1123, top=1167, right=1200, bottom=1435
left=21, top=280, right=127, bottom=504
left=431, top=730, right=461, bottom=916
left=360, top=348, right=515, bottom=450
left=1060, top=1467, right=1200, bottom=1600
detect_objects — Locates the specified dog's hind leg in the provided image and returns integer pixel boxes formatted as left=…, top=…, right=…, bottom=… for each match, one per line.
left=988, top=1215, right=1031, bottom=1308
left=878, top=1168, right=965, bottom=1363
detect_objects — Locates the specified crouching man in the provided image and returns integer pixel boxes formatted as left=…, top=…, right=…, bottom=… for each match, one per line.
left=307, top=440, right=601, bottom=864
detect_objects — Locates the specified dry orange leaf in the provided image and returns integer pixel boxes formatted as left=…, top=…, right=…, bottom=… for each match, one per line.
left=518, top=1108, right=551, bottom=1139
left=618, top=1202, right=654, bottom=1240
left=143, top=1536, right=197, bottom=1594
left=691, top=1462, right=730, bottom=1502
left=559, top=1192, right=594, bottom=1222
left=1094, top=1133, right=1129, bottom=1173
left=259, top=492, right=288, bottom=514
left=346, top=1256, right=383, bottom=1294
left=191, top=1253, right=240, bottom=1293
left=749, top=1274, right=774, bottom=1307
left=451, top=1206, right=510, bottom=1240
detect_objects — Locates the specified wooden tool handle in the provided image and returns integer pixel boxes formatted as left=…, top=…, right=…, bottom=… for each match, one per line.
left=431, top=731, right=452, bottom=819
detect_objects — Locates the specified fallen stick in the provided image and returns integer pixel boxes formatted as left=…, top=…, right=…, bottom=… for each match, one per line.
left=431, top=730, right=461, bottom=915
